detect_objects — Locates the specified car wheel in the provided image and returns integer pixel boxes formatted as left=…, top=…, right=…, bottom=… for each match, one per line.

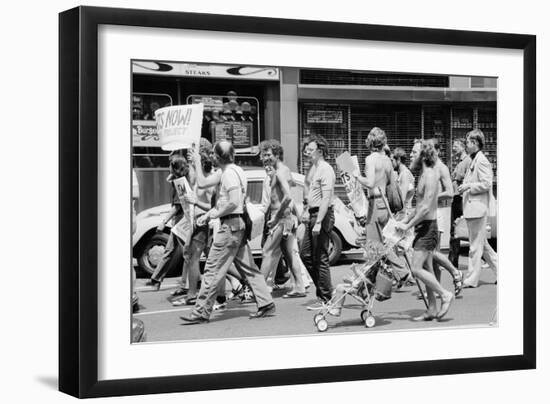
left=328, top=230, right=342, bottom=265
left=136, top=232, right=183, bottom=277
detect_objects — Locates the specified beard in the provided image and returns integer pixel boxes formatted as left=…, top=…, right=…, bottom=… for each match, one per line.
left=410, top=156, right=423, bottom=173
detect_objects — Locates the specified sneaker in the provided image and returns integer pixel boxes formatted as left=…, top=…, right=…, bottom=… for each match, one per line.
left=306, top=299, right=329, bottom=311
left=170, top=287, right=188, bottom=297
left=172, top=296, right=196, bottom=306
left=239, top=284, right=255, bottom=303
left=249, top=302, right=276, bottom=318
left=213, top=302, right=227, bottom=311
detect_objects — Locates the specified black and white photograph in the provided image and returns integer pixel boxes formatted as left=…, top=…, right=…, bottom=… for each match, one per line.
left=52, top=3, right=540, bottom=400
left=131, top=60, right=499, bottom=343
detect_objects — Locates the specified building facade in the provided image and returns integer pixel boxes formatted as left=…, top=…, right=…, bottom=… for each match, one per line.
left=132, top=62, right=497, bottom=216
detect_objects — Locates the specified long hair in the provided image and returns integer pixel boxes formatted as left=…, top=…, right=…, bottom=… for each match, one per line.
left=366, top=127, right=387, bottom=151
left=305, top=134, right=329, bottom=158
left=420, top=140, right=437, bottom=168
left=169, top=155, right=189, bottom=178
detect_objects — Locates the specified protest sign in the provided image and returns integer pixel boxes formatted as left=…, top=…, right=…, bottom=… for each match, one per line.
left=336, top=152, right=369, bottom=219
left=382, top=218, right=415, bottom=251
left=155, top=104, right=204, bottom=151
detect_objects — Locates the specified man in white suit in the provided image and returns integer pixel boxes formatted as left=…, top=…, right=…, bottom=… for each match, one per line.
left=458, top=129, right=498, bottom=288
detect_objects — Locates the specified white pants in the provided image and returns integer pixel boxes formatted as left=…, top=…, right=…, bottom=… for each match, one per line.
left=464, top=215, right=498, bottom=287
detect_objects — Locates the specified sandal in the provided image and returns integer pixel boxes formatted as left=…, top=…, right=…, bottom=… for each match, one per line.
left=172, top=296, right=196, bottom=306
left=453, top=272, right=464, bottom=297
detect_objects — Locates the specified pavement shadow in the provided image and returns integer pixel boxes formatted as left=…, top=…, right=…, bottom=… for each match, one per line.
left=383, top=309, right=455, bottom=323
left=336, top=317, right=392, bottom=328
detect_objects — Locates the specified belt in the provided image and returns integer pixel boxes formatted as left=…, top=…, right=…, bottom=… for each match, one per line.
left=367, top=194, right=383, bottom=200
left=220, top=213, right=244, bottom=221
left=308, top=206, right=334, bottom=214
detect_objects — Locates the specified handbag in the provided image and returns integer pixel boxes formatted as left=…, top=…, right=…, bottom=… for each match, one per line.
left=385, top=169, right=404, bottom=214
left=454, top=216, right=469, bottom=240
left=230, top=166, right=263, bottom=241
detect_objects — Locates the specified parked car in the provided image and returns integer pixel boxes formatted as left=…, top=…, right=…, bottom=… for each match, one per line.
left=132, top=169, right=362, bottom=276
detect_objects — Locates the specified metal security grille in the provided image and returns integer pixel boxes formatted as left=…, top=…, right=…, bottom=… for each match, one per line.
left=300, top=69, right=449, bottom=87
left=350, top=104, right=422, bottom=171
left=476, top=107, right=498, bottom=186
left=423, top=105, right=451, bottom=170
left=299, top=104, right=350, bottom=201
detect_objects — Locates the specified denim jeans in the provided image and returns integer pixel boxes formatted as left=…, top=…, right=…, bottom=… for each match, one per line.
left=151, top=232, right=184, bottom=283
left=191, top=218, right=273, bottom=320
left=300, top=208, right=334, bottom=302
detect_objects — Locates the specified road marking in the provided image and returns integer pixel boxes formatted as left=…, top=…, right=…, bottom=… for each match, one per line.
left=135, top=283, right=179, bottom=292
left=134, top=307, right=191, bottom=316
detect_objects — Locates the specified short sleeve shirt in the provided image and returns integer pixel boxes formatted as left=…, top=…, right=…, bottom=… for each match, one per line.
left=308, top=160, right=336, bottom=208
left=218, top=164, right=245, bottom=214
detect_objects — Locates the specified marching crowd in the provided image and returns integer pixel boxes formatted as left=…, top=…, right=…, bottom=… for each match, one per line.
left=134, top=126, right=498, bottom=325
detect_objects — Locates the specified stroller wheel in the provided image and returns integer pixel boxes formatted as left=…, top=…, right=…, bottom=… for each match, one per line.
left=316, top=319, right=328, bottom=332
left=364, top=315, right=376, bottom=328
left=313, top=313, right=324, bottom=325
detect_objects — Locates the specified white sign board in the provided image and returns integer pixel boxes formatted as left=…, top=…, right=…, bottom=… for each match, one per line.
left=133, top=61, right=280, bottom=80
left=155, top=104, right=204, bottom=151
left=336, top=152, right=369, bottom=219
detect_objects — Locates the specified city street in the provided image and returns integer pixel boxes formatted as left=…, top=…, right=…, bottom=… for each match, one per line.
left=133, top=252, right=497, bottom=343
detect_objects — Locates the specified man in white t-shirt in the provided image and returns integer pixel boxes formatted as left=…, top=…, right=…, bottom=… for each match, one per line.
left=301, top=135, right=336, bottom=307
left=180, top=140, right=275, bottom=324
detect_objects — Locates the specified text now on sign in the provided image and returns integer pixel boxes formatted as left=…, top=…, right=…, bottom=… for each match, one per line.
left=155, top=104, right=204, bottom=151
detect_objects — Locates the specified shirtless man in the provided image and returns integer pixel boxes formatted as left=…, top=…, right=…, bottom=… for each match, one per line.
left=396, top=140, right=454, bottom=320
left=354, top=128, right=409, bottom=282
left=258, top=140, right=305, bottom=297
left=353, top=127, right=394, bottom=235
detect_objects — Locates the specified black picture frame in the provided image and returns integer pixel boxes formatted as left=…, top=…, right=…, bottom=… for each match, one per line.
left=59, top=6, right=536, bottom=398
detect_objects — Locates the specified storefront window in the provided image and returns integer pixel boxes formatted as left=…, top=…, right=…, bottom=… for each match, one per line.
left=187, top=94, right=261, bottom=156
left=132, top=93, right=173, bottom=168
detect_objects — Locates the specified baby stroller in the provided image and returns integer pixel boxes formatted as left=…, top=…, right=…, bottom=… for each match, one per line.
left=312, top=239, right=395, bottom=332
left=312, top=192, right=428, bottom=332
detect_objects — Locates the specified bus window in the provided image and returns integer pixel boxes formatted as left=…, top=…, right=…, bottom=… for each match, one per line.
left=132, top=93, right=173, bottom=168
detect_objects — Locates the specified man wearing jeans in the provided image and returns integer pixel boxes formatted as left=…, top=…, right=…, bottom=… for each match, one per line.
left=300, top=135, right=336, bottom=308
left=180, top=140, right=274, bottom=324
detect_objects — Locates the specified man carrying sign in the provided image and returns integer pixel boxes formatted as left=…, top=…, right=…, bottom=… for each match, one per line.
left=146, top=154, right=189, bottom=290
left=180, top=140, right=275, bottom=324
